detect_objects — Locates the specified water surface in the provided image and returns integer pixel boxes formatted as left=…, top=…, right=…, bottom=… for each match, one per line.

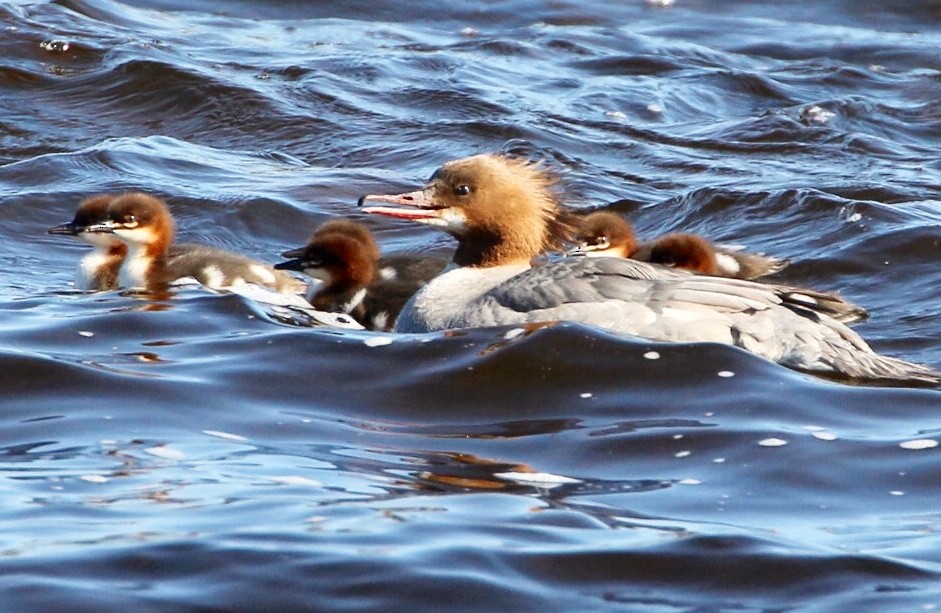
left=2, top=0, right=941, bottom=610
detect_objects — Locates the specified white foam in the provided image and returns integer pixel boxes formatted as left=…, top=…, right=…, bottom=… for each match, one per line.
left=495, top=471, right=581, bottom=487
left=203, top=430, right=248, bottom=442
left=269, top=476, right=322, bottom=487
left=145, top=445, right=186, bottom=460
left=363, top=336, right=394, bottom=347
left=899, top=439, right=938, bottom=450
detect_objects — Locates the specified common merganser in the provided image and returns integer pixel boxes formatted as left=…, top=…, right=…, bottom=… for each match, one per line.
left=571, top=212, right=860, bottom=323
left=85, top=192, right=303, bottom=293
left=312, top=219, right=448, bottom=285
left=48, top=194, right=127, bottom=291
left=361, top=153, right=937, bottom=384
left=276, top=219, right=447, bottom=331
left=572, top=211, right=789, bottom=280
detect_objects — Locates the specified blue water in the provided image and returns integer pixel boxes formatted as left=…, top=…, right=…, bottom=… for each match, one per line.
left=1, top=0, right=940, bottom=610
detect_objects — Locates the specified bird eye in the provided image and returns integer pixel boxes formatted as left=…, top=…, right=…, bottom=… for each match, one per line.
left=123, top=214, right=138, bottom=228
left=454, top=184, right=472, bottom=196
left=592, top=236, right=610, bottom=249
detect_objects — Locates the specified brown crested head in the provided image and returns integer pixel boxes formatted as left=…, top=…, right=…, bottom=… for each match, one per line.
left=282, top=233, right=375, bottom=288
left=72, top=194, right=115, bottom=228
left=49, top=194, right=123, bottom=252
left=573, top=212, right=637, bottom=257
left=647, top=233, right=719, bottom=275
left=362, top=153, right=575, bottom=267
left=106, top=193, right=175, bottom=256
left=312, top=219, right=380, bottom=263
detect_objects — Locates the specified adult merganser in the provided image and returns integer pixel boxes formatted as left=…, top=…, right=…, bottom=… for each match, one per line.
left=571, top=211, right=789, bottom=280
left=48, top=194, right=127, bottom=291
left=85, top=192, right=303, bottom=293
left=361, top=153, right=937, bottom=383
left=276, top=219, right=447, bottom=331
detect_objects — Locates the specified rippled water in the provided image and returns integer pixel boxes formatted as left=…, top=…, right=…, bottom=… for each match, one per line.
left=2, top=0, right=941, bottom=610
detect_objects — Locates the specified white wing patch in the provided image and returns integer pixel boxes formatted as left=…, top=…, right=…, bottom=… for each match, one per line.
left=715, top=253, right=741, bottom=276
left=342, top=288, right=367, bottom=313
left=371, top=311, right=390, bottom=331
left=200, top=265, right=226, bottom=289
left=250, top=264, right=277, bottom=284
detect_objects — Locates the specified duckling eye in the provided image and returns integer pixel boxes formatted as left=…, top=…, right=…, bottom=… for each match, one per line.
left=123, top=215, right=138, bottom=228
left=454, top=184, right=472, bottom=197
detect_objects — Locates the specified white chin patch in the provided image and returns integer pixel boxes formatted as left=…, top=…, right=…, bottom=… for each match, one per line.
left=435, top=208, right=468, bottom=231
left=115, top=226, right=159, bottom=245
left=79, top=232, right=121, bottom=249
left=304, top=268, right=333, bottom=283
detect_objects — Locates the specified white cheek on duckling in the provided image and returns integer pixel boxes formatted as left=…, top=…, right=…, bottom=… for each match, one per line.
left=114, top=226, right=159, bottom=246
left=304, top=268, right=333, bottom=283
left=78, top=231, right=122, bottom=249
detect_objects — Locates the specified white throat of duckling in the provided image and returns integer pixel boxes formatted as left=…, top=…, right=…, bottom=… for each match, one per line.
left=119, top=241, right=155, bottom=289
